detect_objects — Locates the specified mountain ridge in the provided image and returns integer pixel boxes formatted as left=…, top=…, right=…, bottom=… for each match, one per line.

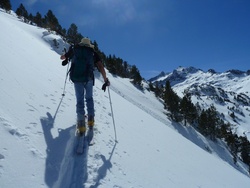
left=149, top=66, right=250, bottom=141
left=149, top=66, right=250, bottom=84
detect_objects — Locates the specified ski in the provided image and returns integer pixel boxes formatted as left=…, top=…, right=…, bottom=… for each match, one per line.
left=76, top=134, right=85, bottom=154
left=75, top=124, right=94, bottom=154
left=86, top=128, right=94, bottom=146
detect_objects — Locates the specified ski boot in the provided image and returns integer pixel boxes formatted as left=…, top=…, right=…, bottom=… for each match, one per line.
left=87, top=115, right=95, bottom=129
left=87, top=116, right=94, bottom=144
left=77, top=120, right=86, bottom=137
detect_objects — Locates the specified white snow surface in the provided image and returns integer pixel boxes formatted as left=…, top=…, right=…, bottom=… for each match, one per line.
left=1, top=9, right=250, bottom=188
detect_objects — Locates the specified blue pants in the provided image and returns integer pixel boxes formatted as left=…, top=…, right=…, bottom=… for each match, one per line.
left=74, top=80, right=94, bottom=121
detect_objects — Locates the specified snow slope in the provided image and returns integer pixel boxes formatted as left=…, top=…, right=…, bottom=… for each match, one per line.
left=1, top=9, right=250, bottom=188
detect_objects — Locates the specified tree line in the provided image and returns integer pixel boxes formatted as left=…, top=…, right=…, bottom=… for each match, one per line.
left=150, top=80, right=250, bottom=174
left=1, top=1, right=143, bottom=86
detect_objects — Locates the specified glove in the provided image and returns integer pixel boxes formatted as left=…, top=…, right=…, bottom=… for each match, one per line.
left=62, top=58, right=68, bottom=66
left=102, top=78, right=110, bottom=92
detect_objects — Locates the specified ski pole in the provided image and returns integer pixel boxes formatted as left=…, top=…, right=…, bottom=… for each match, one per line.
left=108, top=86, right=118, bottom=143
left=62, top=48, right=70, bottom=96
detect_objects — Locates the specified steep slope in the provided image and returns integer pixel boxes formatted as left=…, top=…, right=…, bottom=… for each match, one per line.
left=1, top=9, right=250, bottom=188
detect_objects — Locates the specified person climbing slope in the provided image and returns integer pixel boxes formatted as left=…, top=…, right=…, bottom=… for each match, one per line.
left=60, top=37, right=110, bottom=136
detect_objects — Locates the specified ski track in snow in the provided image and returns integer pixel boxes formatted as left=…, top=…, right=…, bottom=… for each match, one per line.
left=53, top=129, right=88, bottom=188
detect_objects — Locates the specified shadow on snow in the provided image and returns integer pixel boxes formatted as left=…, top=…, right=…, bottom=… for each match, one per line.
left=40, top=96, right=88, bottom=188
left=89, top=142, right=117, bottom=188
left=40, top=96, right=118, bottom=187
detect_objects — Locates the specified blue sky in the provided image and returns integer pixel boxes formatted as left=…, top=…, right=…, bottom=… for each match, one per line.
left=11, top=0, right=250, bottom=79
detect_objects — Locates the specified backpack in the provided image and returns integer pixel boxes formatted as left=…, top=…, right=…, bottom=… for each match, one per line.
left=69, top=45, right=94, bottom=83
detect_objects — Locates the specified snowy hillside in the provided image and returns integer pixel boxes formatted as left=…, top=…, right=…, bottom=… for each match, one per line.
left=1, top=9, right=250, bottom=188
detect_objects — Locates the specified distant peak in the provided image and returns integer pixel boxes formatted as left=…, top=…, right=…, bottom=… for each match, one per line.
left=226, top=69, right=245, bottom=75
left=208, top=69, right=217, bottom=74
left=148, top=71, right=167, bottom=82
left=174, top=66, right=201, bottom=74
left=159, top=71, right=166, bottom=77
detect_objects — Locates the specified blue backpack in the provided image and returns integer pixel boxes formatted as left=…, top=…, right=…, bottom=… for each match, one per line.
left=69, top=45, right=94, bottom=83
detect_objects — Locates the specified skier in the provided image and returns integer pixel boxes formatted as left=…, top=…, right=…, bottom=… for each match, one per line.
left=60, top=37, right=110, bottom=136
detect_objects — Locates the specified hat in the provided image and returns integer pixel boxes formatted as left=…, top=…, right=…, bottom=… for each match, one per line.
left=79, top=37, right=94, bottom=49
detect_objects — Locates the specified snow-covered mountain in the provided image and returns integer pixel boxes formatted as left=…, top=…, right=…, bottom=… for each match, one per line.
left=150, top=66, right=250, bottom=140
left=1, top=9, right=250, bottom=188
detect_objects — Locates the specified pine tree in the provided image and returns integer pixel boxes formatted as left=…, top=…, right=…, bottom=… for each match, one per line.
left=122, top=61, right=129, bottom=78
left=164, top=81, right=181, bottom=121
left=180, top=93, right=198, bottom=126
left=238, top=136, right=250, bottom=166
left=198, top=109, right=209, bottom=135
left=105, top=54, right=117, bottom=74
left=130, top=65, right=142, bottom=86
left=16, top=3, right=28, bottom=21
left=198, top=105, right=219, bottom=141
left=0, top=0, right=11, bottom=11
left=217, top=121, right=230, bottom=139
left=115, top=57, right=124, bottom=77
left=28, top=13, right=33, bottom=22
left=44, top=10, right=61, bottom=32
left=148, top=81, right=155, bottom=92
left=60, top=28, right=67, bottom=38
left=207, top=105, right=219, bottom=140
left=225, top=131, right=239, bottom=164
left=33, top=12, right=43, bottom=27
left=66, top=23, right=82, bottom=44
